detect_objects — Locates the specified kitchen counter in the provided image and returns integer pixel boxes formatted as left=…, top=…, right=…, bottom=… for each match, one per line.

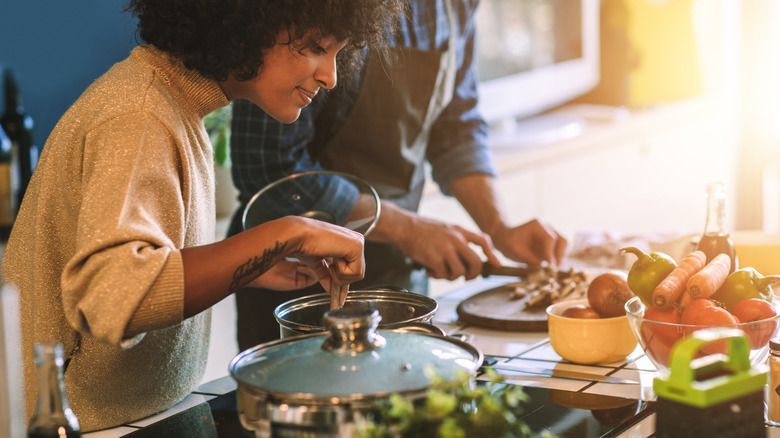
left=83, top=276, right=779, bottom=437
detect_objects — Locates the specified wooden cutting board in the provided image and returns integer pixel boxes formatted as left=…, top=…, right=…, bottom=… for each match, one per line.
left=457, top=265, right=599, bottom=332
left=456, top=283, right=550, bottom=331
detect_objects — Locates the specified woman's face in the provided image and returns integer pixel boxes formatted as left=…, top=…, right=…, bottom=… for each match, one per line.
left=220, top=31, right=347, bottom=123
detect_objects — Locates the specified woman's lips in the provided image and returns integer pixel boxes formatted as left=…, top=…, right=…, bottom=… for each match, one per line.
left=297, top=87, right=316, bottom=105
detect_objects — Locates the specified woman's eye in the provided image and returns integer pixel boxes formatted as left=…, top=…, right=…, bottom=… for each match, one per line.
left=298, top=43, right=327, bottom=56
left=311, top=45, right=327, bottom=55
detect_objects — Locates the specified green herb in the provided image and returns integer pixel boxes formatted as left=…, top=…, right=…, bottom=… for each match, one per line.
left=354, top=367, right=556, bottom=438
left=203, top=105, right=232, bottom=167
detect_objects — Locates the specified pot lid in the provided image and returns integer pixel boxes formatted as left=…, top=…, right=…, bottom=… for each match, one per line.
left=230, top=306, right=482, bottom=397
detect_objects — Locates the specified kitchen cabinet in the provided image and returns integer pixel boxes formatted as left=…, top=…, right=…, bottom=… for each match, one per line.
left=421, top=93, right=741, bottom=238
left=419, top=93, right=741, bottom=296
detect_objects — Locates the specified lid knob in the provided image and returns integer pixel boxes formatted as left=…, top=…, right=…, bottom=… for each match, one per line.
left=321, top=306, right=386, bottom=352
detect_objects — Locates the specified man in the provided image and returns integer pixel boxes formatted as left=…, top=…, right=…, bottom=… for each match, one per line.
left=228, top=0, right=567, bottom=349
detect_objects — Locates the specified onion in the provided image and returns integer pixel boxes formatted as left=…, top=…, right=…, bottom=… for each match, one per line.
left=587, top=272, right=634, bottom=318
left=562, top=304, right=601, bottom=319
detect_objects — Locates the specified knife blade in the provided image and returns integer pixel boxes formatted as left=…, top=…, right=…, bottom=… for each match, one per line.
left=491, top=362, right=639, bottom=385
left=481, top=261, right=530, bottom=278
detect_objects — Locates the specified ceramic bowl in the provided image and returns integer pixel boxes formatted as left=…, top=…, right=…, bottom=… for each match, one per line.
left=624, top=296, right=780, bottom=371
left=546, top=298, right=638, bottom=365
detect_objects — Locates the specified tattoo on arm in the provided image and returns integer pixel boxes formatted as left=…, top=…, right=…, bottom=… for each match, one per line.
left=230, top=241, right=288, bottom=291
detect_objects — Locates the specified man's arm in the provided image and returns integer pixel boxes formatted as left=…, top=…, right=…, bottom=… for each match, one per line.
left=425, top=2, right=567, bottom=268
left=449, top=174, right=567, bottom=268
left=366, top=198, right=500, bottom=280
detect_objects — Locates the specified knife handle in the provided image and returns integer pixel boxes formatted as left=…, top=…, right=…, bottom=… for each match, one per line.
left=481, top=261, right=530, bottom=278
left=409, top=261, right=529, bottom=278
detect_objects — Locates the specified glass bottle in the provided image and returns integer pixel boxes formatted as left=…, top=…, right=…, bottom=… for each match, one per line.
left=0, top=123, right=15, bottom=241
left=1, top=68, right=38, bottom=211
left=696, top=181, right=737, bottom=274
left=27, top=343, right=81, bottom=438
left=767, top=338, right=780, bottom=426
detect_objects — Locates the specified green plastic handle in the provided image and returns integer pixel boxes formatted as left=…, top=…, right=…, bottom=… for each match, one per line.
left=667, top=328, right=751, bottom=387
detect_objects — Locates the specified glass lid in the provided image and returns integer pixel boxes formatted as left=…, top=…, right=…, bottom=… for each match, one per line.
left=242, top=170, right=381, bottom=236
left=230, top=306, right=482, bottom=397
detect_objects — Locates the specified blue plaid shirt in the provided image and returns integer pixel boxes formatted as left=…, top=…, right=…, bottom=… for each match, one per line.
left=230, top=0, right=496, bottom=208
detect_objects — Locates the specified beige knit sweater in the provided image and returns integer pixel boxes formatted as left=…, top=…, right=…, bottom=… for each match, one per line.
left=3, top=45, right=228, bottom=432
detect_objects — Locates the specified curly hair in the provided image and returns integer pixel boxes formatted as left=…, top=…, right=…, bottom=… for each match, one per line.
left=124, top=0, right=407, bottom=82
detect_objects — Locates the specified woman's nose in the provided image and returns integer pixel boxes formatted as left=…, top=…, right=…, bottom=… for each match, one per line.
left=315, top=56, right=338, bottom=90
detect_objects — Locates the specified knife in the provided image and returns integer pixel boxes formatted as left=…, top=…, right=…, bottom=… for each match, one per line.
left=491, top=362, right=639, bottom=385
left=480, top=262, right=530, bottom=278
left=410, top=261, right=531, bottom=278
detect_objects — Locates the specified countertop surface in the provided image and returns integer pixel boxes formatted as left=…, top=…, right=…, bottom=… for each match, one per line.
left=82, top=275, right=779, bottom=437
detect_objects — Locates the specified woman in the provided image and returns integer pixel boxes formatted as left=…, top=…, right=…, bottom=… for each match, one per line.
left=2, top=0, right=404, bottom=431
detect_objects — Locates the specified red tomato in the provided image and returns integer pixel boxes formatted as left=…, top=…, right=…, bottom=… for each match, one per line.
left=680, top=299, right=717, bottom=325
left=683, top=306, right=739, bottom=356
left=732, top=298, right=779, bottom=349
left=683, top=304, right=736, bottom=327
left=644, top=306, right=683, bottom=343
left=641, top=306, right=683, bottom=367
left=733, top=298, right=777, bottom=322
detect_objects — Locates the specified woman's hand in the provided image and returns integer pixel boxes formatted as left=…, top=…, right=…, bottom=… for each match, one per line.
left=181, top=215, right=364, bottom=318
left=288, top=217, right=366, bottom=286
left=246, top=260, right=320, bottom=290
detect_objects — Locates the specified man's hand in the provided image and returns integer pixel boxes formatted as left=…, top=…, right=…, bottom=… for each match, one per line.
left=374, top=206, right=501, bottom=280
left=491, top=219, right=567, bottom=268
left=449, top=174, right=568, bottom=269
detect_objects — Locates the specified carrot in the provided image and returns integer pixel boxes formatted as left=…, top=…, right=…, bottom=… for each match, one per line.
left=677, top=287, right=696, bottom=309
left=652, top=250, right=707, bottom=309
left=685, top=253, right=731, bottom=301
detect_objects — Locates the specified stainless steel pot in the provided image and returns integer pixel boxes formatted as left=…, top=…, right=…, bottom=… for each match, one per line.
left=274, top=289, right=438, bottom=338
left=230, top=306, right=483, bottom=438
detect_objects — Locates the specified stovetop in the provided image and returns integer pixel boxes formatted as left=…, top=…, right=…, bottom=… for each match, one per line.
left=123, top=390, right=249, bottom=438
left=121, top=385, right=655, bottom=438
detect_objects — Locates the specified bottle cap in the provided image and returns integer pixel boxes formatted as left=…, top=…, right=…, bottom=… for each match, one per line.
left=770, top=337, right=780, bottom=352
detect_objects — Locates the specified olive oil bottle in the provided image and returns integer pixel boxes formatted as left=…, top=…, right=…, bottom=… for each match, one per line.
left=27, top=343, right=81, bottom=438
left=696, top=181, right=737, bottom=274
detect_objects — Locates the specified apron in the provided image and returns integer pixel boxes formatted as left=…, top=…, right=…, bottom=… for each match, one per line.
left=317, top=0, right=458, bottom=293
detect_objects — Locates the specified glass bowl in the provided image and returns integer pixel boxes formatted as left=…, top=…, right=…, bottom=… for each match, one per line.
left=242, top=170, right=380, bottom=236
left=624, top=296, right=780, bottom=371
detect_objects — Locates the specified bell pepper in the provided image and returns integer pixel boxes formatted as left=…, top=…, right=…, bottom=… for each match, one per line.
left=619, top=246, right=677, bottom=307
left=709, top=267, right=780, bottom=311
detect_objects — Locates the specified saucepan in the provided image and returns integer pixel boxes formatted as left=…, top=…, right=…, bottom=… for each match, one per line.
left=274, top=288, right=438, bottom=339
left=230, top=306, right=482, bottom=437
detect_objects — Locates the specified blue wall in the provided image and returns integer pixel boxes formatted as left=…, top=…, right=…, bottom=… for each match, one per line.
left=0, top=1, right=138, bottom=146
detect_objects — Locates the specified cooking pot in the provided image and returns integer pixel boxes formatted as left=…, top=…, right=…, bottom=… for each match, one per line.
left=274, top=289, right=438, bottom=338
left=230, top=306, right=483, bottom=437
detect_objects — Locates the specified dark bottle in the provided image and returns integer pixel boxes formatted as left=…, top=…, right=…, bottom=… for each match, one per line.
left=1, top=68, right=38, bottom=212
left=696, top=181, right=737, bottom=274
left=27, top=343, right=81, bottom=438
left=0, top=123, right=16, bottom=241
